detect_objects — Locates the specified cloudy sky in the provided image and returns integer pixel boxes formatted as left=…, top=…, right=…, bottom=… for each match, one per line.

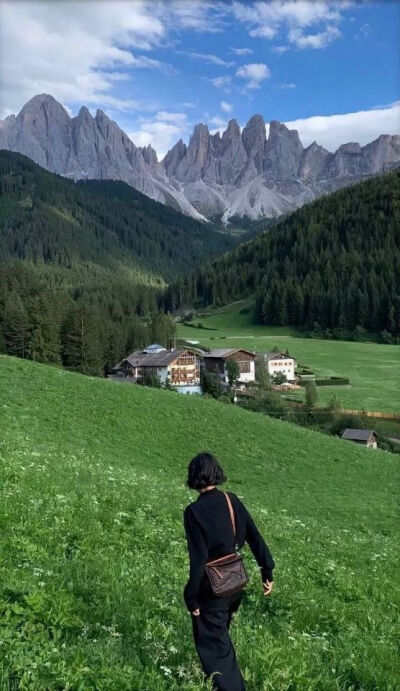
left=0, top=0, right=399, bottom=157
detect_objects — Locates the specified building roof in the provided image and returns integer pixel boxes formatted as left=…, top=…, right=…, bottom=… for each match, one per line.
left=115, top=348, right=192, bottom=369
left=203, top=348, right=255, bottom=359
left=341, top=429, right=377, bottom=441
left=265, top=351, right=295, bottom=361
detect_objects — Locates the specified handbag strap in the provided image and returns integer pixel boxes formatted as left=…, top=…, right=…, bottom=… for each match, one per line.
left=222, top=491, right=239, bottom=551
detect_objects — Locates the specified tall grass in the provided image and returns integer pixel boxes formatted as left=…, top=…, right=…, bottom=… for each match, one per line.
left=0, top=355, right=398, bottom=689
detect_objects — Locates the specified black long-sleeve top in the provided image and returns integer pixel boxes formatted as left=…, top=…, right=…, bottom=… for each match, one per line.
left=183, top=487, right=275, bottom=611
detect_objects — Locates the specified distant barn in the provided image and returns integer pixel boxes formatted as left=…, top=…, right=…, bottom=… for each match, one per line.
left=341, top=429, right=378, bottom=449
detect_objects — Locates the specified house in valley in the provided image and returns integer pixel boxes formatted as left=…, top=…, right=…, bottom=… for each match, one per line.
left=264, top=351, right=296, bottom=382
left=202, top=349, right=256, bottom=386
left=111, top=344, right=201, bottom=392
left=341, top=429, right=378, bottom=449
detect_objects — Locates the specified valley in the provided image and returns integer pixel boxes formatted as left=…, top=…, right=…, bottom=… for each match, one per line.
left=2, top=3, right=399, bottom=690
left=178, top=299, right=400, bottom=414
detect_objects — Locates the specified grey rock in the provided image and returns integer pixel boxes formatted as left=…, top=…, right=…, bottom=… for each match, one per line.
left=1, top=93, right=399, bottom=223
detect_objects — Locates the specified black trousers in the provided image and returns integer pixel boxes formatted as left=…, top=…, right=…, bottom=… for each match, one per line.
left=191, top=590, right=246, bottom=691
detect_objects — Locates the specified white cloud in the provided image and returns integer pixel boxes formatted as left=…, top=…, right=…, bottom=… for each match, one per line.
left=355, top=22, right=372, bottom=40
left=155, top=110, right=187, bottom=123
left=185, top=51, right=234, bottom=67
left=250, top=26, right=277, bottom=39
left=232, top=1, right=352, bottom=50
left=232, top=1, right=347, bottom=29
left=236, top=63, right=270, bottom=90
left=231, top=47, right=253, bottom=55
left=210, top=75, right=232, bottom=90
left=210, top=115, right=229, bottom=130
left=0, top=0, right=169, bottom=116
left=288, top=25, right=341, bottom=49
left=272, top=45, right=290, bottom=54
left=285, top=102, right=400, bottom=151
left=278, top=82, right=296, bottom=89
left=168, top=1, right=226, bottom=33
left=221, top=100, right=233, bottom=113
left=129, top=111, right=189, bottom=160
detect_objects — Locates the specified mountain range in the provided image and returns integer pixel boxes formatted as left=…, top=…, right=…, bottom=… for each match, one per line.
left=1, top=94, right=399, bottom=222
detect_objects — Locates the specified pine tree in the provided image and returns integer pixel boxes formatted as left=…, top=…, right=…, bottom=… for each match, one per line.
left=27, top=294, right=61, bottom=364
left=3, top=294, right=30, bottom=358
left=305, top=381, right=318, bottom=415
left=61, top=306, right=103, bottom=376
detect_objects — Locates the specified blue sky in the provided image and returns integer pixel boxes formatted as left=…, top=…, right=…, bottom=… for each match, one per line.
left=1, top=1, right=399, bottom=157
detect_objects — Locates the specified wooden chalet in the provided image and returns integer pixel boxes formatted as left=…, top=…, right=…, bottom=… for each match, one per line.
left=112, top=344, right=200, bottom=388
left=202, top=348, right=256, bottom=385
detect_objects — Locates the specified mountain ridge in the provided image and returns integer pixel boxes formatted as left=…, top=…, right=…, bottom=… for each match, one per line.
left=1, top=93, right=399, bottom=222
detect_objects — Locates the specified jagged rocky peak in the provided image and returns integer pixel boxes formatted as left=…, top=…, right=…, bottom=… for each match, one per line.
left=188, top=122, right=209, bottom=147
left=223, top=118, right=241, bottom=140
left=163, top=138, right=187, bottom=177
left=268, top=119, right=302, bottom=145
left=18, top=93, right=70, bottom=130
left=242, top=114, right=266, bottom=149
left=94, top=108, right=112, bottom=133
left=76, top=105, right=92, bottom=121
left=141, top=143, right=158, bottom=167
left=21, top=92, right=66, bottom=113
left=1, top=93, right=399, bottom=223
left=186, top=123, right=210, bottom=167
left=336, top=142, right=362, bottom=154
left=242, top=114, right=266, bottom=172
left=264, top=120, right=303, bottom=180
left=299, top=140, right=331, bottom=180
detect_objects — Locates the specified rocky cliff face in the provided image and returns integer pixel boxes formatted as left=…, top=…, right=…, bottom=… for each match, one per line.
left=1, top=94, right=399, bottom=223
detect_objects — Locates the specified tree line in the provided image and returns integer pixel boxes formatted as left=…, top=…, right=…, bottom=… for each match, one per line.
left=165, top=170, right=400, bottom=339
left=0, top=261, right=176, bottom=375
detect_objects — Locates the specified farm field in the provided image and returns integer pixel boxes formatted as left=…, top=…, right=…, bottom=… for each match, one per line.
left=1, top=355, right=399, bottom=690
left=177, top=300, right=400, bottom=414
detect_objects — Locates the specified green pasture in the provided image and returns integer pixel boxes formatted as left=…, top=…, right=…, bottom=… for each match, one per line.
left=0, top=355, right=398, bottom=689
left=178, top=300, right=400, bottom=414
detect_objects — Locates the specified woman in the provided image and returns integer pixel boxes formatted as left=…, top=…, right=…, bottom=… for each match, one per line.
left=183, top=452, right=275, bottom=691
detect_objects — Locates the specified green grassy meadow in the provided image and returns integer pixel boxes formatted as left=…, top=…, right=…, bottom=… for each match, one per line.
left=1, top=355, right=399, bottom=689
left=178, top=300, right=400, bottom=414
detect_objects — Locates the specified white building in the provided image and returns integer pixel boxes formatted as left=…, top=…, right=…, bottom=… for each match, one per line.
left=265, top=351, right=296, bottom=382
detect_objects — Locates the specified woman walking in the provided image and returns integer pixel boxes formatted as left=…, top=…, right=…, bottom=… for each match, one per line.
left=183, top=452, right=275, bottom=691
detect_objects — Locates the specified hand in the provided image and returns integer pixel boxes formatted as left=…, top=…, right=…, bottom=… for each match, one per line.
left=191, top=608, right=200, bottom=616
left=263, top=580, right=274, bottom=596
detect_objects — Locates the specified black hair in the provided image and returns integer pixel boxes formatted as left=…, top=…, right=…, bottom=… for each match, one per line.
left=187, top=452, right=227, bottom=490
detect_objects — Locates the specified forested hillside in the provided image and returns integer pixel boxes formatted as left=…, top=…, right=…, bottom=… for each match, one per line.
left=0, top=151, right=234, bottom=373
left=0, top=150, right=233, bottom=278
left=166, top=171, right=400, bottom=338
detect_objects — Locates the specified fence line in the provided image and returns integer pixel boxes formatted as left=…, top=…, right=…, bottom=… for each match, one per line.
left=235, top=389, right=400, bottom=420
left=337, top=408, right=400, bottom=421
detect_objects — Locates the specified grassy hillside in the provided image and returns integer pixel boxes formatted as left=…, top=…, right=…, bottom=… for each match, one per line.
left=1, top=355, right=398, bottom=689
left=178, top=300, right=400, bottom=414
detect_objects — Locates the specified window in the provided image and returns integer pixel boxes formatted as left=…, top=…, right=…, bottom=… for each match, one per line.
left=237, top=360, right=250, bottom=373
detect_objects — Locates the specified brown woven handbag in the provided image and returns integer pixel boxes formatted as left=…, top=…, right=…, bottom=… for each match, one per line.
left=204, top=491, right=249, bottom=597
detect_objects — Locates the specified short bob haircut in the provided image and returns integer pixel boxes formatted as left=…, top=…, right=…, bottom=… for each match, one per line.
left=187, top=452, right=227, bottom=490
